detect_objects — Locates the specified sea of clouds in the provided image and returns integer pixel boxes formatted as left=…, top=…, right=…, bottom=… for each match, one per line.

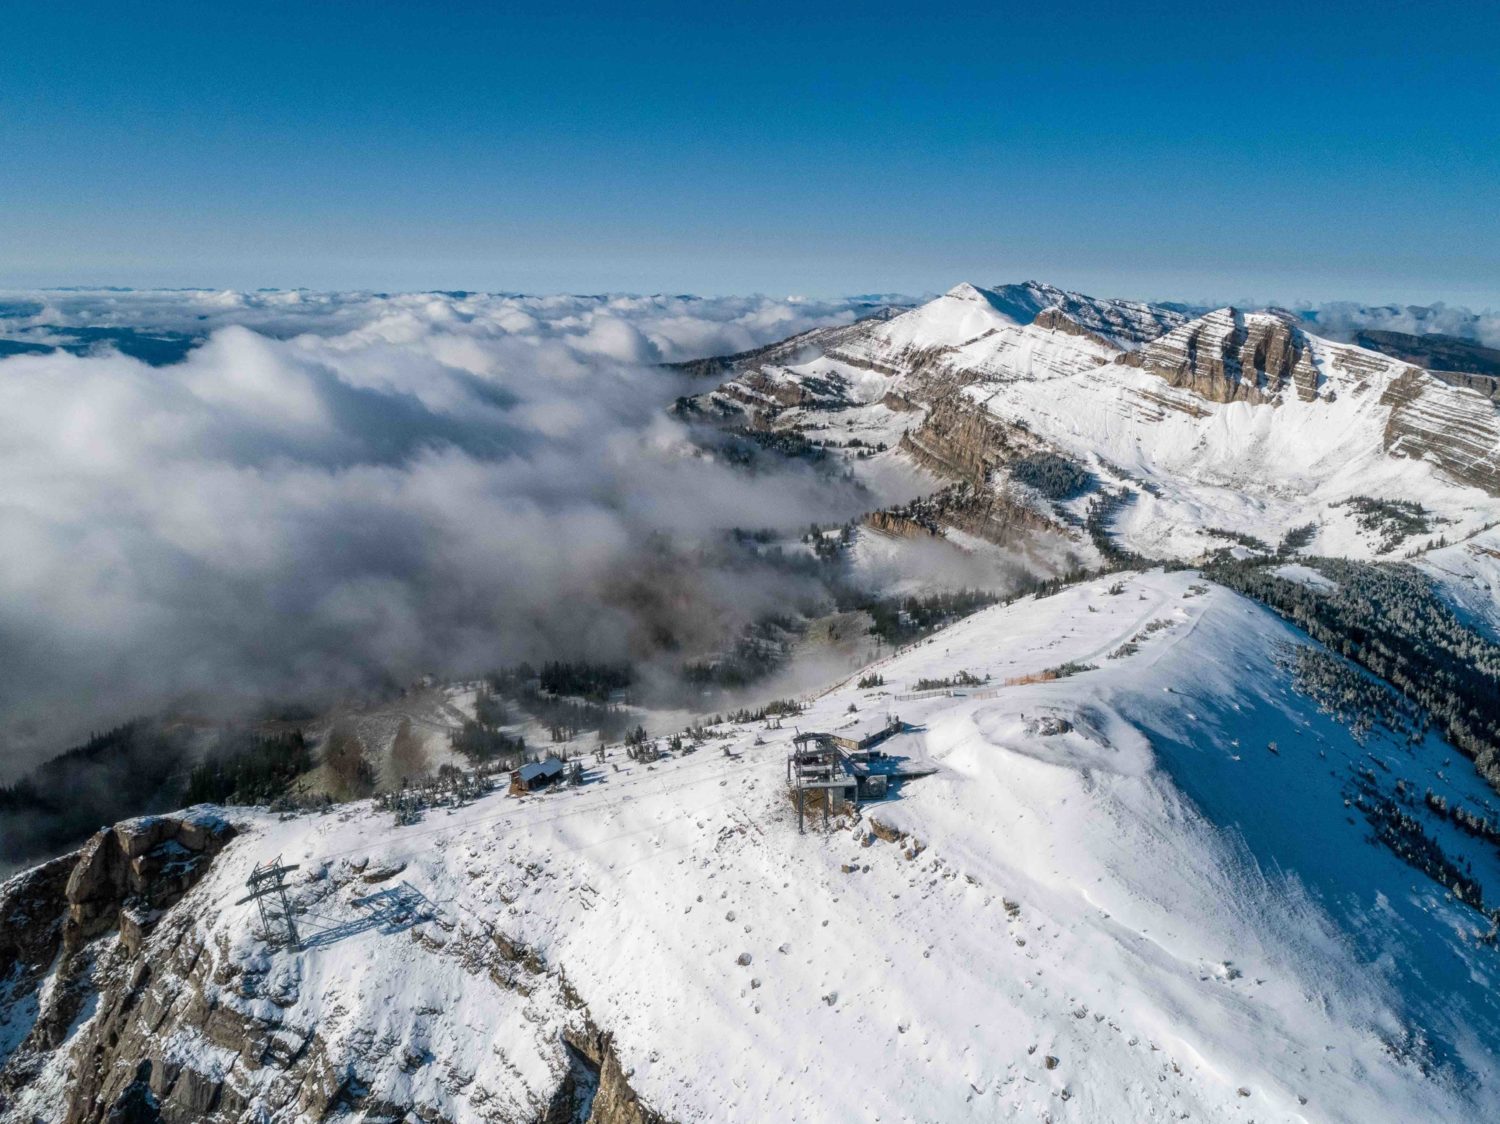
left=0, top=290, right=895, bottom=773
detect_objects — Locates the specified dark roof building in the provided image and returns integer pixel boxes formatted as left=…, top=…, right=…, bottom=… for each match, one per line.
left=510, top=757, right=566, bottom=795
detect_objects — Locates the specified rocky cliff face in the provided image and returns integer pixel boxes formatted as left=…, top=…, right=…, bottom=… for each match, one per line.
left=62, top=814, right=238, bottom=955
left=1381, top=367, right=1500, bottom=495
left=862, top=509, right=942, bottom=540
left=1032, top=306, right=1117, bottom=350
left=0, top=813, right=236, bottom=1111
left=559, top=1028, right=668, bottom=1124
left=1354, top=329, right=1500, bottom=380
left=49, top=911, right=657, bottom=1123
left=865, top=479, right=1065, bottom=555
left=1008, top=285, right=1185, bottom=348
left=898, top=397, right=1017, bottom=484
left=0, top=811, right=670, bottom=1124
left=1121, top=308, right=1322, bottom=403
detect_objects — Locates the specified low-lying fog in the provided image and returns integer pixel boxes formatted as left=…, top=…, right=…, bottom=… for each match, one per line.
left=0, top=290, right=911, bottom=776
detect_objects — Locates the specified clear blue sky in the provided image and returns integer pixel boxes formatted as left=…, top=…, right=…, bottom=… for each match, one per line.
left=1, top=1, right=1496, bottom=305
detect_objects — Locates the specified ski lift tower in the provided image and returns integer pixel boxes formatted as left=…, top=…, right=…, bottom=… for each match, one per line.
left=236, top=857, right=302, bottom=950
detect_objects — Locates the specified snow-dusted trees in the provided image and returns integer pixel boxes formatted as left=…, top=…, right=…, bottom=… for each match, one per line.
left=185, top=729, right=313, bottom=806
left=1010, top=451, right=1091, bottom=500
left=1084, top=489, right=1149, bottom=568
left=1333, top=496, right=1446, bottom=554
left=1211, top=557, right=1500, bottom=794
left=1274, top=643, right=1424, bottom=744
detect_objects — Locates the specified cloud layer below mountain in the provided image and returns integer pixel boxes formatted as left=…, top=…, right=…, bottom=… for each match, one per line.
left=0, top=291, right=889, bottom=773
left=1302, top=299, right=1500, bottom=348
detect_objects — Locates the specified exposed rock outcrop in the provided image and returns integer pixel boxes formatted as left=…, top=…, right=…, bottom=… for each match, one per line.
left=44, top=911, right=671, bottom=1124
left=1, top=810, right=671, bottom=1124
left=1122, top=308, right=1322, bottom=403
left=940, top=486, right=1060, bottom=543
left=1034, top=306, right=1119, bottom=351
left=0, top=850, right=74, bottom=987
left=1381, top=368, right=1500, bottom=494
left=1354, top=329, right=1500, bottom=381
left=1000, top=283, right=1185, bottom=348
left=863, top=510, right=942, bottom=539
left=899, top=397, right=1028, bottom=485
left=1427, top=368, right=1500, bottom=402
left=826, top=341, right=952, bottom=381
left=878, top=390, right=920, bottom=412
left=563, top=1026, right=671, bottom=1124
left=104, top=1060, right=161, bottom=1124
left=0, top=812, right=237, bottom=1112
left=64, top=812, right=237, bottom=953
left=864, top=482, right=1061, bottom=550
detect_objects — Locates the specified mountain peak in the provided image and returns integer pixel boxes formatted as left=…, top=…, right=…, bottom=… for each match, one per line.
left=942, top=281, right=994, bottom=302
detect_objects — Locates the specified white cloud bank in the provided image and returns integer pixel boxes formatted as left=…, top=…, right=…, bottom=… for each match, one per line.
left=0, top=291, right=892, bottom=771
left=1300, top=300, right=1500, bottom=348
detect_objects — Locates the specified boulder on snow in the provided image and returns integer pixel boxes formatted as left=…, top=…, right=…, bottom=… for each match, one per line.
left=113, top=816, right=179, bottom=859
left=361, top=860, right=407, bottom=884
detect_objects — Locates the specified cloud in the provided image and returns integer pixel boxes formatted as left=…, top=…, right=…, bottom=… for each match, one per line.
left=1297, top=300, right=1500, bottom=349
left=0, top=288, right=882, bottom=359
left=0, top=290, right=891, bottom=774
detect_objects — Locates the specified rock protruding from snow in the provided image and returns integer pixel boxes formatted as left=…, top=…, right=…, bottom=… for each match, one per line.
left=6, top=573, right=1500, bottom=1121
left=683, top=277, right=1500, bottom=564
left=1381, top=366, right=1500, bottom=494
left=64, top=811, right=236, bottom=952
left=1033, top=305, right=1119, bottom=350
left=989, top=282, right=1186, bottom=348
left=1122, top=308, right=1322, bottom=403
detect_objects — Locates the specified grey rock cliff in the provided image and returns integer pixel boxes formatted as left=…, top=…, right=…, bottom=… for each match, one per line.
left=1121, top=308, right=1322, bottom=404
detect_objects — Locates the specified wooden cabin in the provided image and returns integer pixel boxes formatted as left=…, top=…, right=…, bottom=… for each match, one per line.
left=509, top=757, right=566, bottom=796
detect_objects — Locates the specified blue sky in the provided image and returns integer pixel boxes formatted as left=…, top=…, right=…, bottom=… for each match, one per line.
left=1, top=1, right=1496, bottom=305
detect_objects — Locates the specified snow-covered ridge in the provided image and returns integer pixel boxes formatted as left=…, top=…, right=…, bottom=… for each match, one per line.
left=823, top=281, right=1183, bottom=379
left=687, top=280, right=1500, bottom=562
left=7, top=571, right=1498, bottom=1121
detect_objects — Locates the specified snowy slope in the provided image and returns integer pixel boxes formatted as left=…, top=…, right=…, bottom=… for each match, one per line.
left=691, top=282, right=1500, bottom=564
left=13, top=571, right=1499, bottom=1122
left=1419, top=524, right=1500, bottom=639
left=956, top=333, right=1497, bottom=559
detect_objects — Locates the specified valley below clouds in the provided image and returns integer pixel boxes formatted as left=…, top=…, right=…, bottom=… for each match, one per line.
left=0, top=290, right=889, bottom=771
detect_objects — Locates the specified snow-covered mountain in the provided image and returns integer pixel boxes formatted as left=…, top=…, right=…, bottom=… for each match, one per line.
left=685, top=281, right=1500, bottom=563
left=5, top=569, right=1499, bottom=1122
left=6, top=281, right=1500, bottom=1123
